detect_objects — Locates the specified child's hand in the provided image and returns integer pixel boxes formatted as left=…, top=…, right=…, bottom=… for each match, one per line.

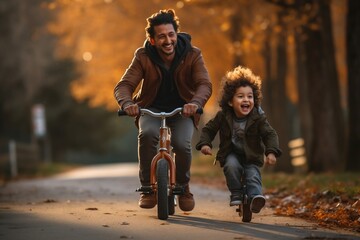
left=265, top=153, right=277, bottom=165
left=201, top=145, right=212, bottom=155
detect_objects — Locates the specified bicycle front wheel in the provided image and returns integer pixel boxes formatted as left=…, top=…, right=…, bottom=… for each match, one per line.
left=242, top=194, right=252, bottom=222
left=168, top=195, right=175, bottom=215
left=156, top=159, right=169, bottom=220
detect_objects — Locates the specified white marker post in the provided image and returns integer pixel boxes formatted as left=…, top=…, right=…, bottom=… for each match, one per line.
left=32, top=104, right=51, bottom=163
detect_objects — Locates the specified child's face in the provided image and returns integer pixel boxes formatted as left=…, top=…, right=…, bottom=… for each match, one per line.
left=228, top=86, right=254, bottom=118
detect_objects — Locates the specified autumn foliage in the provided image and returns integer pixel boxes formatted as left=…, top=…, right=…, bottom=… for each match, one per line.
left=267, top=184, right=360, bottom=232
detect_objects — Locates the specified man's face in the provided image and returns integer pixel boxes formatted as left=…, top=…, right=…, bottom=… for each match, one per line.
left=151, top=24, right=177, bottom=57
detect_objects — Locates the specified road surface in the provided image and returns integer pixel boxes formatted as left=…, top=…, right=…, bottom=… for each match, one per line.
left=1, top=163, right=359, bottom=240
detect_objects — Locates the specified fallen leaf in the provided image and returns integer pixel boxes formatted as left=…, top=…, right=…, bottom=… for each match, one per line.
left=85, top=207, right=98, bottom=210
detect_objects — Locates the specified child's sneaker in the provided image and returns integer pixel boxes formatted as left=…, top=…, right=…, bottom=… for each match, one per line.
left=250, top=195, right=266, bottom=213
left=229, top=194, right=242, bottom=206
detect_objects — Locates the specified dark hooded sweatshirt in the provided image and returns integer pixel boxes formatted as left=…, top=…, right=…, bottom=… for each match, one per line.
left=145, top=33, right=191, bottom=112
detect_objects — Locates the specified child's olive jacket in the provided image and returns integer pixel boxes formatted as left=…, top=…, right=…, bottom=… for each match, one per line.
left=195, top=108, right=282, bottom=167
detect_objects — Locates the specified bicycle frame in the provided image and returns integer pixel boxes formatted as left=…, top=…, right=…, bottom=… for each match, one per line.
left=118, top=107, right=185, bottom=191
left=118, top=107, right=202, bottom=219
left=148, top=110, right=177, bottom=191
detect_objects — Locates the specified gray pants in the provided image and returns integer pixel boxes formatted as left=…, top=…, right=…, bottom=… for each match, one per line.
left=223, top=153, right=263, bottom=198
left=138, top=109, right=194, bottom=186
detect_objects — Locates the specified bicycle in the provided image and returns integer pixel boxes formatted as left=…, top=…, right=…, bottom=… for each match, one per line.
left=234, top=170, right=252, bottom=222
left=118, top=107, right=202, bottom=220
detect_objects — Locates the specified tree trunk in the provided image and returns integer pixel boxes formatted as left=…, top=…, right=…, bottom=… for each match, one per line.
left=294, top=24, right=312, bottom=168
left=346, top=0, right=360, bottom=171
left=262, top=11, right=292, bottom=173
left=229, top=7, right=244, bottom=67
left=303, top=0, right=344, bottom=172
left=273, top=11, right=292, bottom=173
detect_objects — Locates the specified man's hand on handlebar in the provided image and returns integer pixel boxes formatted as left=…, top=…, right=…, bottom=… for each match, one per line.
left=123, top=103, right=140, bottom=117
left=121, top=103, right=201, bottom=117
left=182, top=103, right=199, bottom=118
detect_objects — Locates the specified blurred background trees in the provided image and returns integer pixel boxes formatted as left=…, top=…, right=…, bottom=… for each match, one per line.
left=0, top=0, right=358, bottom=172
left=346, top=0, right=360, bottom=171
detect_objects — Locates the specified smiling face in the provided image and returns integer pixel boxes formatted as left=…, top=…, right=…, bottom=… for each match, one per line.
left=150, top=23, right=177, bottom=59
left=228, top=86, right=254, bottom=118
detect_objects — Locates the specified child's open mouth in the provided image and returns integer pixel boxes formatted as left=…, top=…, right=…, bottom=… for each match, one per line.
left=241, top=104, right=250, bottom=111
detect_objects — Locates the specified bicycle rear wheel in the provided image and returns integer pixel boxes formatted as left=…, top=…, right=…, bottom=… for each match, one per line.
left=156, top=159, right=169, bottom=220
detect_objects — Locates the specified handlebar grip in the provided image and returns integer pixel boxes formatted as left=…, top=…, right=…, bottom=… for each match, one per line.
left=196, top=108, right=203, bottom=115
left=117, top=109, right=128, bottom=116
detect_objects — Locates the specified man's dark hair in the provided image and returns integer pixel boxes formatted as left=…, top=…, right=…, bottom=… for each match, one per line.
left=145, top=9, right=180, bottom=39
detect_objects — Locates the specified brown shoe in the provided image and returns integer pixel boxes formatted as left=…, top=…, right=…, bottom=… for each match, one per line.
left=138, top=193, right=156, bottom=209
left=178, top=185, right=195, bottom=211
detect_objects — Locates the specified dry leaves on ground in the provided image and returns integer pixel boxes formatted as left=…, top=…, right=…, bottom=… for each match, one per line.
left=192, top=173, right=360, bottom=233
left=266, top=186, right=360, bottom=232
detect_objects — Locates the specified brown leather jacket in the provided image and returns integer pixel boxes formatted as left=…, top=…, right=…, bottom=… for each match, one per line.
left=114, top=37, right=212, bottom=126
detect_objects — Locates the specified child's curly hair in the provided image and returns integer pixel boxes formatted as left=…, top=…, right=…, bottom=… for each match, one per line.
left=219, top=66, right=262, bottom=113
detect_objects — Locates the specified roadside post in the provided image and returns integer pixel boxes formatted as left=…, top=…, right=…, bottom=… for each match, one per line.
left=32, top=104, right=51, bottom=163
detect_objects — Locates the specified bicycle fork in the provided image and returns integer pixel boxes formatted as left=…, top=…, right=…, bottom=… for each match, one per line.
left=150, top=117, right=176, bottom=191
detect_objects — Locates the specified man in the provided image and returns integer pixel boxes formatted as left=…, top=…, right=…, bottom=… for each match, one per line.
left=114, top=9, right=212, bottom=211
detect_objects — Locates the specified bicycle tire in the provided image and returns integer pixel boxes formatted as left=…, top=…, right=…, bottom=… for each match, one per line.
left=242, top=203, right=252, bottom=222
left=242, top=194, right=252, bottom=222
left=156, top=159, right=169, bottom=220
left=168, top=195, right=175, bottom=215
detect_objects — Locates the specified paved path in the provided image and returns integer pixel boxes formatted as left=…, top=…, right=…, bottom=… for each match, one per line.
left=1, top=163, right=359, bottom=240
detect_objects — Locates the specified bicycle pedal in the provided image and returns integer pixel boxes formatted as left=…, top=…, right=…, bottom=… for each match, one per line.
left=172, top=186, right=185, bottom=195
left=135, top=186, right=153, bottom=194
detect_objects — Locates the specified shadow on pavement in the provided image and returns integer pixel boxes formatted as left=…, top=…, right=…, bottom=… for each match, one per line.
left=168, top=215, right=359, bottom=240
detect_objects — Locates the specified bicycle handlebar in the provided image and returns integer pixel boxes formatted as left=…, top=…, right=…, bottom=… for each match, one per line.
left=118, top=107, right=203, bottom=117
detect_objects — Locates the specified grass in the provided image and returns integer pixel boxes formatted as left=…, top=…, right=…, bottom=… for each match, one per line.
left=262, top=171, right=360, bottom=198
left=34, top=162, right=81, bottom=177
left=0, top=162, right=80, bottom=183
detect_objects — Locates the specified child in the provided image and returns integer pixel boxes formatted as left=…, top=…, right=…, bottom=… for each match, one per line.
left=195, top=66, right=281, bottom=213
